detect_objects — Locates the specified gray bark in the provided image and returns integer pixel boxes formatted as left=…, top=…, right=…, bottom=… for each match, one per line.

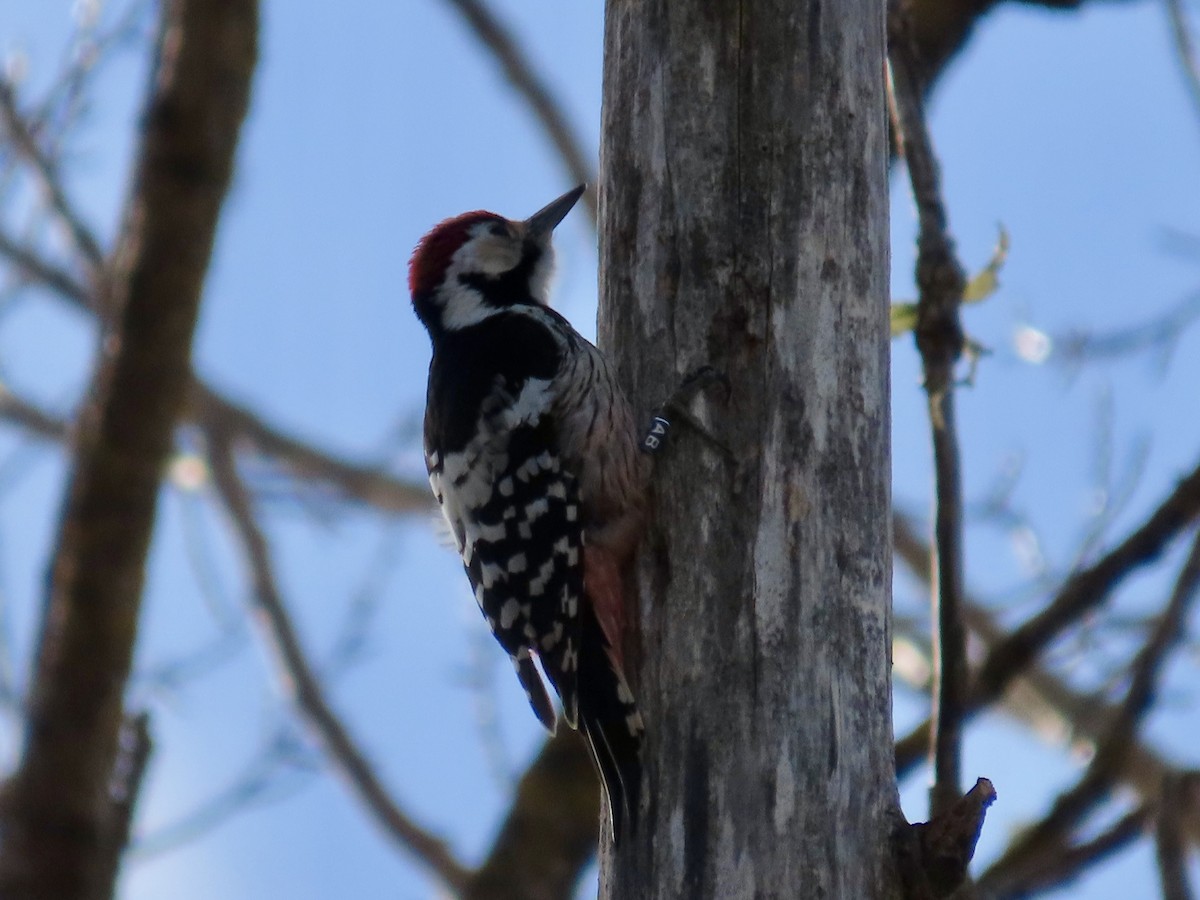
left=597, top=1, right=896, bottom=897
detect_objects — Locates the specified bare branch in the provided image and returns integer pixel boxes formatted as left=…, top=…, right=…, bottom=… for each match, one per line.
left=0, top=230, right=93, bottom=308
left=205, top=430, right=471, bottom=896
left=1048, top=291, right=1200, bottom=372
left=442, top=0, right=597, bottom=225
left=990, top=803, right=1150, bottom=898
left=893, top=511, right=1200, bottom=848
left=463, top=730, right=600, bottom=900
left=980, top=528, right=1200, bottom=891
left=0, top=374, right=432, bottom=518
left=0, top=1, right=258, bottom=896
left=0, top=81, right=105, bottom=272
left=0, top=386, right=68, bottom=443
left=976, top=457, right=1200, bottom=705
left=1088, top=527, right=1200, bottom=759
left=889, top=3, right=969, bottom=819
left=901, top=462, right=1199, bottom=773
left=190, top=383, right=431, bottom=514
left=898, top=0, right=1143, bottom=101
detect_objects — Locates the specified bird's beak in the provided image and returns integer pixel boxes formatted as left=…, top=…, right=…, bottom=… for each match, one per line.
left=524, top=185, right=586, bottom=240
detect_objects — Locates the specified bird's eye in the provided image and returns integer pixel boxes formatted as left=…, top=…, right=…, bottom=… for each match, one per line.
left=489, top=223, right=509, bottom=238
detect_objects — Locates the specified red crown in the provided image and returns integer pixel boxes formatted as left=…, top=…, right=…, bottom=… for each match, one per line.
left=408, top=210, right=503, bottom=296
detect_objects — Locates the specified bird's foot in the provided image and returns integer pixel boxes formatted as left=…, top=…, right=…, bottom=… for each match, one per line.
left=640, top=365, right=732, bottom=458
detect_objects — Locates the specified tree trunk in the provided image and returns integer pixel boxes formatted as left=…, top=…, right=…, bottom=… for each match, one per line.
left=597, top=1, right=895, bottom=897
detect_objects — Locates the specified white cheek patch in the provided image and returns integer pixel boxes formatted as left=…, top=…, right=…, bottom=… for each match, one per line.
left=436, top=280, right=493, bottom=331
left=436, top=236, right=522, bottom=331
left=527, top=246, right=556, bottom=305
left=473, top=237, right=523, bottom=276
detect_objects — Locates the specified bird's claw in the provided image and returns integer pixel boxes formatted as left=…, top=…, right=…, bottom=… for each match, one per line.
left=640, top=365, right=731, bottom=457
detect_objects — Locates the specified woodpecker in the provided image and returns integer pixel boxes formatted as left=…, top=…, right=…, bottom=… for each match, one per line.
left=409, top=185, right=647, bottom=838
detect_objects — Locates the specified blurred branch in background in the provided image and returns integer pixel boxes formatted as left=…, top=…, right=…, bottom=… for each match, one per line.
left=978, top=529, right=1200, bottom=894
left=0, top=230, right=92, bottom=309
left=894, top=508, right=1200, bottom=839
left=0, top=2, right=258, bottom=899
left=0, top=386, right=68, bottom=443
left=189, top=385, right=430, bottom=514
left=1035, top=290, right=1200, bottom=376
left=461, top=729, right=599, bottom=900
left=206, top=429, right=472, bottom=896
left=895, top=524, right=1200, bottom=894
left=0, top=80, right=103, bottom=275
left=902, top=0, right=1143, bottom=97
left=131, top=724, right=317, bottom=860
left=973, top=457, right=1200, bottom=706
left=441, top=0, right=598, bottom=225
left=1166, top=0, right=1200, bottom=134
left=985, top=803, right=1152, bottom=898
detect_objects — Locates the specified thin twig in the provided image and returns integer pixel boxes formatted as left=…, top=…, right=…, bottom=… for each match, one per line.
left=979, top=528, right=1200, bottom=891
left=889, top=3, right=969, bottom=819
left=17, top=0, right=150, bottom=160
left=0, top=371, right=432, bottom=517
left=975, top=457, right=1200, bottom=705
left=0, top=80, right=105, bottom=271
left=0, top=230, right=93, bottom=307
left=1051, top=290, right=1200, bottom=373
left=206, top=430, right=471, bottom=895
left=990, top=803, right=1150, bottom=898
left=0, top=387, right=69, bottom=442
left=0, top=178, right=432, bottom=518
left=191, top=383, right=431, bottom=514
left=1166, top=0, right=1200, bottom=135
left=893, top=511, right=1200, bottom=848
left=442, top=0, right=597, bottom=226
left=132, top=724, right=315, bottom=860
left=325, top=524, right=409, bottom=676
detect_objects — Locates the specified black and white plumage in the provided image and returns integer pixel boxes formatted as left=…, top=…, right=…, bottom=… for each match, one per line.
left=409, top=186, right=648, bottom=839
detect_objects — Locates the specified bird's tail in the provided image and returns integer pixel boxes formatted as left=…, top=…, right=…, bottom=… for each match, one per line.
left=576, top=609, right=644, bottom=842
left=515, top=653, right=558, bottom=733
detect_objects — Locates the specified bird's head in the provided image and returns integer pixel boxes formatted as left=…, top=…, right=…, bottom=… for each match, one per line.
left=409, top=185, right=585, bottom=336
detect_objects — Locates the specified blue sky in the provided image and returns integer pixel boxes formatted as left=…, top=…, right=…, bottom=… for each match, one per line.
left=1, top=1, right=1199, bottom=898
